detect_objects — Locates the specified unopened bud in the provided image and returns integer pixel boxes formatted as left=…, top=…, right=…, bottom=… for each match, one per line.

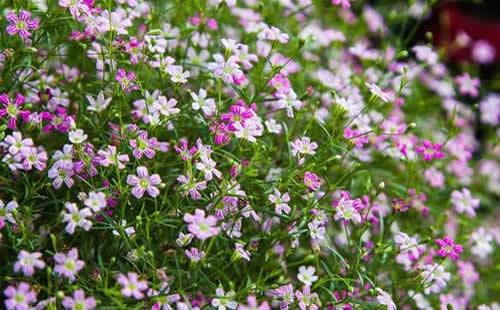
left=378, top=182, right=385, bottom=190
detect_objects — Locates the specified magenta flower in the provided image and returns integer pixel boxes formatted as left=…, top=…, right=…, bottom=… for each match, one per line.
left=435, top=236, right=463, bottom=260
left=54, top=248, right=85, bottom=282
left=0, top=93, right=30, bottom=130
left=62, top=289, right=96, bottom=310
left=343, top=127, right=369, bottom=148
left=116, top=68, right=138, bottom=93
left=4, top=282, right=37, bottom=310
left=6, top=10, right=40, bottom=39
left=304, top=171, right=321, bottom=191
left=13, top=250, right=45, bottom=277
left=116, top=272, right=148, bottom=300
left=41, top=107, right=75, bottom=133
left=416, top=140, right=444, bottom=161
left=183, top=209, right=220, bottom=240
left=126, top=166, right=161, bottom=199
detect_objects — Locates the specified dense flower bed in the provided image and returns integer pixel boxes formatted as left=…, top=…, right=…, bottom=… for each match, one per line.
left=0, top=0, right=499, bottom=309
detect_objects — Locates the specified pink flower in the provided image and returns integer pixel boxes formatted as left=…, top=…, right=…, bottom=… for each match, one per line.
left=457, top=261, right=479, bottom=287
left=0, top=93, right=30, bottom=130
left=116, top=272, right=148, bottom=300
left=424, top=167, right=445, bottom=189
left=4, top=282, right=37, bottom=310
left=54, top=248, right=85, bottom=282
left=416, top=140, right=444, bottom=161
left=116, top=68, right=138, bottom=93
left=455, top=73, right=480, bottom=97
left=13, top=251, right=45, bottom=277
left=62, top=289, right=96, bottom=310
left=343, top=128, right=369, bottom=148
left=435, top=236, right=463, bottom=260
left=127, top=166, right=161, bottom=199
left=177, top=174, right=206, bottom=200
left=48, top=160, right=75, bottom=189
left=183, top=209, right=220, bottom=240
left=472, top=40, right=495, bottom=64
left=304, top=171, right=321, bottom=191
left=185, top=247, right=206, bottom=262
left=451, top=188, right=480, bottom=217
left=332, top=0, right=351, bottom=9
left=295, top=286, right=320, bottom=310
left=238, top=295, right=270, bottom=310
left=6, top=10, right=39, bottom=39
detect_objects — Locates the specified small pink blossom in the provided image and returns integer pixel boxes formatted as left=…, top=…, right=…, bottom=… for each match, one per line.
left=416, top=140, right=444, bottom=161
left=435, top=236, right=463, bottom=260
left=127, top=166, right=162, bottom=199
left=116, top=272, right=149, bottom=300
left=304, top=171, right=321, bottom=191
left=455, top=73, right=480, bottom=97
left=183, top=209, right=220, bottom=240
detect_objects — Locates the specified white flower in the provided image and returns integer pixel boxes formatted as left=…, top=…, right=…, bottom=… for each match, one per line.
left=221, top=38, right=239, bottom=52
left=365, top=82, right=394, bottom=103
left=470, top=228, right=494, bottom=259
left=153, top=96, right=180, bottom=117
left=265, top=118, right=282, bottom=134
left=0, top=199, right=18, bottom=225
left=308, top=220, right=326, bottom=241
left=68, top=129, right=88, bottom=144
left=268, top=188, right=291, bottom=215
left=112, top=220, right=136, bottom=237
left=62, top=202, right=92, bottom=234
left=86, top=91, right=112, bottom=113
left=211, top=287, right=237, bottom=310
left=195, top=157, right=221, bottom=181
left=297, top=266, right=318, bottom=286
left=191, top=89, right=216, bottom=116
left=167, top=65, right=190, bottom=84
left=376, top=288, right=397, bottom=310
left=84, top=191, right=107, bottom=212
left=277, top=90, right=302, bottom=118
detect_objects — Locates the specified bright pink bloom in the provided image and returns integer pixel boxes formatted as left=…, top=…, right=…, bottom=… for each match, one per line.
left=416, top=140, right=444, bottom=161
left=0, top=93, right=30, bottom=130
left=435, top=236, right=463, bottom=260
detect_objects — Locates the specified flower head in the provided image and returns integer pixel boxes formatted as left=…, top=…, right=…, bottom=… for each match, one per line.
left=435, top=236, right=463, bottom=260
left=117, top=272, right=148, bottom=300
left=6, top=10, right=39, bottom=39
left=127, top=166, right=162, bottom=199
left=54, top=248, right=85, bottom=282
left=183, top=209, right=220, bottom=240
